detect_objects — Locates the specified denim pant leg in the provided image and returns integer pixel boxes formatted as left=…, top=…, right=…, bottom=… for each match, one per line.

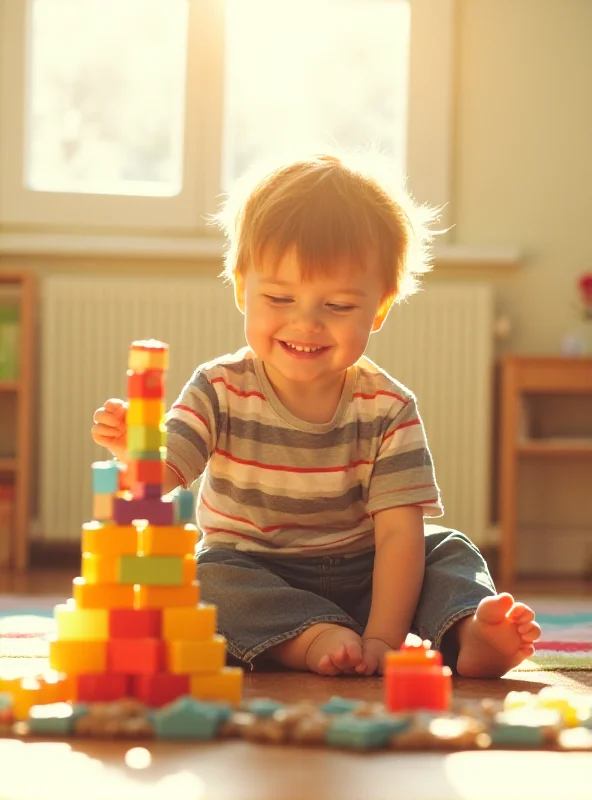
left=412, top=525, right=496, bottom=661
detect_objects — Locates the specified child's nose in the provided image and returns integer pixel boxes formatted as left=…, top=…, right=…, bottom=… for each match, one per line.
left=292, top=308, right=323, bottom=332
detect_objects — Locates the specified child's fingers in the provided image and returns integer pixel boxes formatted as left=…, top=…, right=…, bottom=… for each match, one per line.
left=104, top=399, right=128, bottom=417
left=92, top=422, right=124, bottom=440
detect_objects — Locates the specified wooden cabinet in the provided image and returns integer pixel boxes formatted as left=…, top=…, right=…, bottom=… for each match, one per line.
left=0, top=273, right=35, bottom=571
left=499, top=355, right=592, bottom=587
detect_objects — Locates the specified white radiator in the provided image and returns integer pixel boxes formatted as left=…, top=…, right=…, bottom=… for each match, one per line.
left=39, top=275, right=494, bottom=545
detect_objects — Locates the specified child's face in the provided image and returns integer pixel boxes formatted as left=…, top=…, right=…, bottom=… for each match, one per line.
left=239, top=247, right=386, bottom=388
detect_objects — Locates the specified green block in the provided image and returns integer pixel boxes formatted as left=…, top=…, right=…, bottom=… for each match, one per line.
left=119, top=555, right=183, bottom=586
left=127, top=426, right=162, bottom=453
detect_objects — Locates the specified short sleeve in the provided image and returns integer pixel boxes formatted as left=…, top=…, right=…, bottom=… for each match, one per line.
left=366, top=396, right=443, bottom=518
left=164, top=367, right=220, bottom=488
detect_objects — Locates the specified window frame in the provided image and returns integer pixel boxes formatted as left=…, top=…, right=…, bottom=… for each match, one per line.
left=0, top=0, right=454, bottom=236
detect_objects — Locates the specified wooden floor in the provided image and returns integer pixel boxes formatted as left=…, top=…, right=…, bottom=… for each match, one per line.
left=1, top=568, right=591, bottom=800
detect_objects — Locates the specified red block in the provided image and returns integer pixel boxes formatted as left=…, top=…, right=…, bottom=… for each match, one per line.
left=76, top=673, right=130, bottom=702
left=127, top=369, right=165, bottom=399
left=132, top=673, right=190, bottom=708
left=128, top=460, right=164, bottom=484
left=109, top=608, right=162, bottom=639
left=107, top=638, right=166, bottom=675
left=384, top=666, right=451, bottom=713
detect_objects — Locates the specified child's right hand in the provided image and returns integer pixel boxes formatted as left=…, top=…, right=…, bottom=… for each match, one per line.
left=91, top=398, right=128, bottom=462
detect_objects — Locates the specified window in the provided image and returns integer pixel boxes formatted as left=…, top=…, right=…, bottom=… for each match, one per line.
left=0, top=0, right=454, bottom=238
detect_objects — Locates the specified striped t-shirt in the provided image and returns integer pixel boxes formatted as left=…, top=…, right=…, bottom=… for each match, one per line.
left=165, top=347, right=443, bottom=556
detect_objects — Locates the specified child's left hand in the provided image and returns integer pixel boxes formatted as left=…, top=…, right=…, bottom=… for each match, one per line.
left=355, top=637, right=393, bottom=676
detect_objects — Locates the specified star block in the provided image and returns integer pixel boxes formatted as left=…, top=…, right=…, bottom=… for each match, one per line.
left=81, top=522, right=138, bottom=556
left=73, top=577, right=135, bottom=609
left=119, top=555, right=194, bottom=586
left=91, top=461, right=121, bottom=494
left=109, top=608, right=162, bottom=639
left=153, top=697, right=232, bottom=740
left=190, top=668, right=243, bottom=706
left=128, top=368, right=165, bottom=399
left=162, top=605, right=216, bottom=641
left=28, top=702, right=75, bottom=735
left=138, top=524, right=198, bottom=556
left=167, top=635, right=226, bottom=674
left=113, top=496, right=174, bottom=526
left=127, top=399, right=165, bottom=427
left=134, top=581, right=200, bottom=609
left=132, top=674, right=191, bottom=708
left=107, top=638, right=166, bottom=675
left=55, top=605, right=109, bottom=640
left=49, top=639, right=107, bottom=674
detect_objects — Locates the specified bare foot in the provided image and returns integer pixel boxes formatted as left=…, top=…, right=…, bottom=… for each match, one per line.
left=306, top=626, right=364, bottom=676
left=455, top=593, right=541, bottom=678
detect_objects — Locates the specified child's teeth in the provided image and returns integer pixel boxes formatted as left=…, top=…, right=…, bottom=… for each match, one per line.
left=286, top=342, right=321, bottom=353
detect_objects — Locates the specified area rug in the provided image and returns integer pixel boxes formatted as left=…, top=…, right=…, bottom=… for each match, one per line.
left=1, top=596, right=591, bottom=675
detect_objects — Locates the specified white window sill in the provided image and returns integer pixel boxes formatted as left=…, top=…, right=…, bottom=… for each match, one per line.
left=0, top=232, right=522, bottom=270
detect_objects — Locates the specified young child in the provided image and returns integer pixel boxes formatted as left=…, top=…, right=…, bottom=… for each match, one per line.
left=92, top=152, right=540, bottom=678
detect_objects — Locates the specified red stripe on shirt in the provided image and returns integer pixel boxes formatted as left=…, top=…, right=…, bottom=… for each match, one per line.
left=214, top=448, right=373, bottom=473
left=171, top=404, right=210, bottom=432
left=202, top=526, right=371, bottom=550
left=353, top=390, right=407, bottom=403
left=201, top=493, right=370, bottom=533
left=165, top=459, right=187, bottom=489
left=210, top=377, right=266, bottom=400
left=383, top=419, right=420, bottom=441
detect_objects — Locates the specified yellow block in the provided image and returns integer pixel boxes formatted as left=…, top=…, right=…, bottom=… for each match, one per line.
left=73, top=577, right=135, bottom=609
left=49, top=639, right=107, bottom=674
left=129, top=342, right=169, bottom=372
left=82, top=522, right=138, bottom=556
left=54, top=604, right=109, bottom=640
left=190, top=667, right=243, bottom=706
left=81, top=553, right=120, bottom=584
left=167, top=635, right=226, bottom=674
left=162, top=604, right=217, bottom=641
left=138, top=524, right=199, bottom=556
left=127, top=399, right=165, bottom=426
left=134, top=581, right=199, bottom=609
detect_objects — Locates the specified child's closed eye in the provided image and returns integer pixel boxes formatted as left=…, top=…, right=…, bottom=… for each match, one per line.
left=264, top=295, right=292, bottom=304
left=327, top=304, right=357, bottom=312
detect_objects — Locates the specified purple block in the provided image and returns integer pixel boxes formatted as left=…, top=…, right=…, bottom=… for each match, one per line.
left=113, top=496, right=174, bottom=526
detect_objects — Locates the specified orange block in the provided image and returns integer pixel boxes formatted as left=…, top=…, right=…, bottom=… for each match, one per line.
left=82, top=522, right=138, bottom=556
left=162, top=604, right=216, bottom=641
left=81, top=553, right=119, bottom=584
left=9, top=674, right=74, bottom=720
left=49, top=639, right=107, bottom=675
left=190, top=667, right=243, bottom=706
left=73, top=577, right=135, bottom=609
left=138, top=524, right=199, bottom=556
left=167, top=635, right=226, bottom=674
left=134, top=581, right=200, bottom=609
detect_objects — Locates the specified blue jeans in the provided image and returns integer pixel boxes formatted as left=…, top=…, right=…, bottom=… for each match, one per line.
left=196, top=525, right=496, bottom=669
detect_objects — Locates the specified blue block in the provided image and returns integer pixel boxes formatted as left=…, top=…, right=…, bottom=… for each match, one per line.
left=154, top=697, right=232, bottom=740
left=29, top=714, right=74, bottom=736
left=320, top=696, right=362, bottom=715
left=91, top=461, right=121, bottom=494
left=173, top=488, right=195, bottom=523
left=246, top=698, right=284, bottom=718
left=326, top=716, right=410, bottom=750
left=0, top=692, right=12, bottom=711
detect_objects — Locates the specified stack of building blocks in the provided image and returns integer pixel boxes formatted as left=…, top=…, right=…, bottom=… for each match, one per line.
left=384, top=641, right=452, bottom=713
left=27, top=339, right=243, bottom=718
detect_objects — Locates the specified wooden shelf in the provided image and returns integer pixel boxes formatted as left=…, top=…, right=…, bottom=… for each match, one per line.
left=0, top=457, right=17, bottom=472
left=517, top=438, right=592, bottom=456
left=0, top=380, right=20, bottom=393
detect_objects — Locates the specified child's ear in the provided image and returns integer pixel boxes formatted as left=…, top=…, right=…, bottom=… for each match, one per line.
left=371, top=293, right=395, bottom=332
left=234, top=272, right=245, bottom=314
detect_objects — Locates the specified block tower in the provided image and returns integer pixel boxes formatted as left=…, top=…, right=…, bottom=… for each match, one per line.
left=47, top=339, right=242, bottom=709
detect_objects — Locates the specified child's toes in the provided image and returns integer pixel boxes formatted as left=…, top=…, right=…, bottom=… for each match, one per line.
left=329, top=644, right=348, bottom=670
left=519, top=644, right=535, bottom=659
left=343, top=640, right=364, bottom=668
left=318, top=654, right=341, bottom=676
left=519, top=621, right=541, bottom=642
left=507, top=603, right=534, bottom=623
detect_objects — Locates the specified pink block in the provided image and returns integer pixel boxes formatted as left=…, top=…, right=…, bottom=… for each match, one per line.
left=130, top=482, right=162, bottom=500
left=113, top=496, right=174, bottom=525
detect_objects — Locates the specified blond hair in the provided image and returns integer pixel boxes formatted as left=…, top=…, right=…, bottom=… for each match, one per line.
left=214, top=151, right=439, bottom=307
